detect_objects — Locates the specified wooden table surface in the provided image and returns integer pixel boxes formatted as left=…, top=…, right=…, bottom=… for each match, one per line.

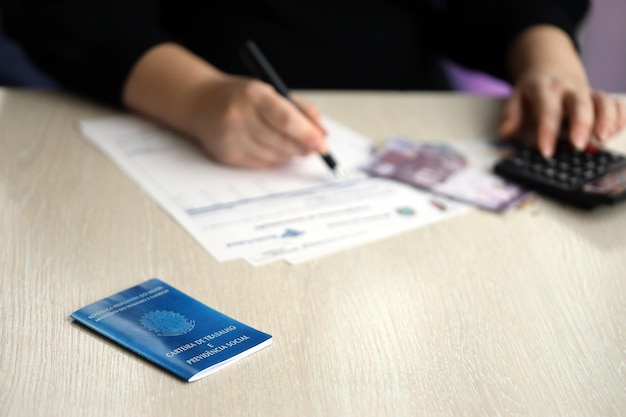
left=1, top=89, right=625, bottom=417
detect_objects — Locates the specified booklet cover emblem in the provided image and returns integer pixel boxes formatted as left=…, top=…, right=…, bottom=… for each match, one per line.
left=70, top=278, right=272, bottom=382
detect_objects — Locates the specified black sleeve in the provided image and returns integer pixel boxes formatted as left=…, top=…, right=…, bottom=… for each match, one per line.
left=2, top=0, right=173, bottom=106
left=435, top=0, right=590, bottom=82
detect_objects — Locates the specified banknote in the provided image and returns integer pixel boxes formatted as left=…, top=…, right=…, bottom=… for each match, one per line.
left=362, top=137, right=533, bottom=212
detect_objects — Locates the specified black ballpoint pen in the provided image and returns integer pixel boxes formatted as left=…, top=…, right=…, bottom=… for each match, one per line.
left=240, top=40, right=346, bottom=179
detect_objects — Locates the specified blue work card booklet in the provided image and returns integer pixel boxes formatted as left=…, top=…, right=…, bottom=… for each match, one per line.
left=70, top=278, right=272, bottom=382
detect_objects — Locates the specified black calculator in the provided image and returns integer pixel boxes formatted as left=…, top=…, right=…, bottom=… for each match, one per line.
left=494, top=142, right=626, bottom=208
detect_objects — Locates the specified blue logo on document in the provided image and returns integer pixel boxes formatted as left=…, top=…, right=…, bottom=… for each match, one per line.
left=396, top=206, right=416, bottom=216
left=140, top=310, right=195, bottom=336
left=281, top=228, right=304, bottom=238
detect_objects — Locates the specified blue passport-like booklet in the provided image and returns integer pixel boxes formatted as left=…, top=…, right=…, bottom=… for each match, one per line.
left=70, top=278, right=272, bottom=382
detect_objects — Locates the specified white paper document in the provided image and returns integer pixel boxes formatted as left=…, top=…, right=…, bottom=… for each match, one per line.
left=80, top=115, right=467, bottom=264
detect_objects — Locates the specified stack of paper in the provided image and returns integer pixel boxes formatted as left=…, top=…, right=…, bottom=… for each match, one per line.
left=80, top=115, right=467, bottom=264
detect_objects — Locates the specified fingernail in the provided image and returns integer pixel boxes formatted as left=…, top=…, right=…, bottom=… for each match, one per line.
left=540, top=151, right=552, bottom=160
left=316, top=140, right=328, bottom=154
left=598, top=128, right=611, bottom=141
left=572, top=132, right=586, bottom=151
left=539, top=145, right=552, bottom=159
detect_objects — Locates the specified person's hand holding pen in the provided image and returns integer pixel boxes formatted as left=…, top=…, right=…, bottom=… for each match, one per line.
left=122, top=43, right=328, bottom=168
left=181, top=73, right=329, bottom=168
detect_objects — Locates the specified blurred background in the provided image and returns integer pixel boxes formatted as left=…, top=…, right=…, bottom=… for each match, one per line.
left=580, top=0, right=626, bottom=93
left=1, top=1, right=625, bottom=93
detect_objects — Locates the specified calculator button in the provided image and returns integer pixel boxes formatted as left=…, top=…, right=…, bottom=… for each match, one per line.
left=583, top=170, right=596, bottom=180
left=570, top=177, right=582, bottom=186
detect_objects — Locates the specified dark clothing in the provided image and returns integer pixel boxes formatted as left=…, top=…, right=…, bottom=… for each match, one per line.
left=0, top=9, right=58, bottom=88
left=2, top=0, right=588, bottom=105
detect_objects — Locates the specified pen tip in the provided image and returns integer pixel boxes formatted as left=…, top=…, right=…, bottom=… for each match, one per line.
left=333, top=166, right=348, bottom=180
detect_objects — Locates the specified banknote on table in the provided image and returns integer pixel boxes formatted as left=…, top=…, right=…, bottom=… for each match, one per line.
left=362, top=137, right=533, bottom=212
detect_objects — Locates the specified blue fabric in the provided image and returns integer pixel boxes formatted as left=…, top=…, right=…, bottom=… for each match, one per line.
left=0, top=10, right=58, bottom=88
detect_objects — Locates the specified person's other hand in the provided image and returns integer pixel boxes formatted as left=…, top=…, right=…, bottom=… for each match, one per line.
left=186, top=75, right=327, bottom=168
left=499, top=71, right=626, bottom=157
left=498, top=25, right=626, bottom=157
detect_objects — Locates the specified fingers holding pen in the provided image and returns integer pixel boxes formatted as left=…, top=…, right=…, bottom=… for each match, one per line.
left=192, top=76, right=328, bottom=168
left=257, top=91, right=328, bottom=156
left=292, top=95, right=327, bottom=135
left=190, top=78, right=289, bottom=167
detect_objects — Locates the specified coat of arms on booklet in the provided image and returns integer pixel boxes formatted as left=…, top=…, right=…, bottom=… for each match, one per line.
left=70, top=278, right=272, bottom=382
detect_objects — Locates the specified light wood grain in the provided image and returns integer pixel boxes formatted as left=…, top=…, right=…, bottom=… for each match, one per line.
left=1, top=89, right=625, bottom=417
